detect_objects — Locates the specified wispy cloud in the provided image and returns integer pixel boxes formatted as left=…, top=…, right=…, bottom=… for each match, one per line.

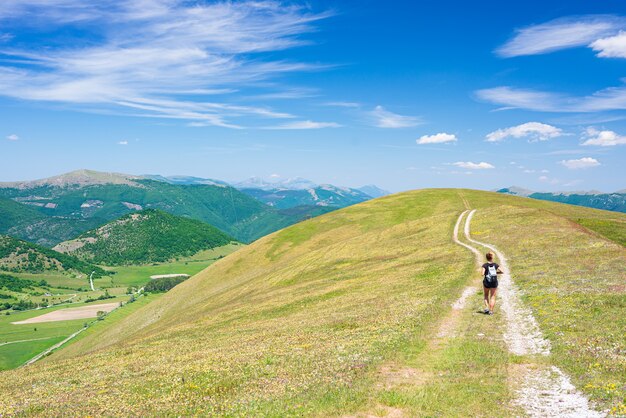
left=452, top=161, right=495, bottom=170
left=417, top=132, right=457, bottom=144
left=475, top=84, right=626, bottom=113
left=560, top=157, right=601, bottom=169
left=581, top=127, right=626, bottom=146
left=117, top=140, right=128, bottom=145
left=263, top=120, right=342, bottom=130
left=0, top=1, right=332, bottom=128
left=369, top=105, right=421, bottom=128
left=496, top=15, right=625, bottom=58
left=6, top=133, right=18, bottom=141
left=325, top=101, right=360, bottom=108
left=486, top=122, right=563, bottom=142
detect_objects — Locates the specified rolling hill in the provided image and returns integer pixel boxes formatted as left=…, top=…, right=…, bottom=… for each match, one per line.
left=0, top=189, right=623, bottom=416
left=0, top=234, right=105, bottom=276
left=0, top=170, right=326, bottom=245
left=54, top=209, right=235, bottom=265
left=498, top=187, right=626, bottom=213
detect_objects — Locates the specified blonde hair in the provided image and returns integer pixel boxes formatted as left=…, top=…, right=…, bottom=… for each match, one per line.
left=486, top=252, right=494, bottom=261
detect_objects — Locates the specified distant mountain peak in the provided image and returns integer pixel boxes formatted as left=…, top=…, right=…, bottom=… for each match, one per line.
left=358, top=185, right=390, bottom=198
left=0, top=169, right=143, bottom=189
left=234, top=176, right=318, bottom=191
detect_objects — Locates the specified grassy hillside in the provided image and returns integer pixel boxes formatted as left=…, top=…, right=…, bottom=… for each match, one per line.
left=0, top=189, right=623, bottom=416
left=0, top=234, right=105, bottom=277
left=0, top=178, right=324, bottom=245
left=54, top=209, right=235, bottom=265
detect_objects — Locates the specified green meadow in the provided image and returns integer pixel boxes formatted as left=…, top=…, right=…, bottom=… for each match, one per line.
left=0, top=190, right=623, bottom=416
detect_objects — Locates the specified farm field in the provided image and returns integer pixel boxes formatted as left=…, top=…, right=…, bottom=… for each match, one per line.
left=0, top=298, right=125, bottom=370
left=0, top=244, right=242, bottom=371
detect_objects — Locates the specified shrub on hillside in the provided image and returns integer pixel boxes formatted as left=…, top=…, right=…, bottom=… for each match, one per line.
left=144, top=276, right=188, bottom=292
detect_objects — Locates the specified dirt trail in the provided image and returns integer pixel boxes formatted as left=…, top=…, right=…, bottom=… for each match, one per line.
left=459, top=209, right=603, bottom=417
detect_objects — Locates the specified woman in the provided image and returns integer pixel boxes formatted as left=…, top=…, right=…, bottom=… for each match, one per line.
left=482, top=251, right=503, bottom=315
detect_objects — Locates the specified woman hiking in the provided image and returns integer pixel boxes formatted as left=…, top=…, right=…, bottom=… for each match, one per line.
left=482, top=251, right=503, bottom=315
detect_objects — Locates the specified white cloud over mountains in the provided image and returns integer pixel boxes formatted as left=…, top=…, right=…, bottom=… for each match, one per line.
left=486, top=122, right=562, bottom=142
left=0, top=1, right=333, bottom=128
left=417, top=132, right=457, bottom=144
left=560, top=157, right=600, bottom=169
left=581, top=127, right=626, bottom=146
left=370, top=106, right=421, bottom=128
left=452, top=161, right=494, bottom=170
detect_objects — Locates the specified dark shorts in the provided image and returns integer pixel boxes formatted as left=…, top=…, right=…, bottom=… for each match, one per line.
left=483, top=279, right=498, bottom=289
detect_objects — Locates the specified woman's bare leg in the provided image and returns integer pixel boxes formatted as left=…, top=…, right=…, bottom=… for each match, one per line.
left=489, top=288, right=498, bottom=311
left=483, top=287, right=490, bottom=311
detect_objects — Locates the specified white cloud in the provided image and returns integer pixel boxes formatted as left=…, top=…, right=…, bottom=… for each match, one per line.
left=476, top=85, right=626, bottom=113
left=581, top=127, right=626, bottom=146
left=325, top=101, right=360, bottom=108
left=370, top=106, right=421, bottom=128
left=6, top=133, right=18, bottom=141
left=452, top=161, right=495, bottom=170
left=590, top=30, right=626, bottom=58
left=0, top=1, right=332, bottom=128
left=264, top=120, right=341, bottom=130
left=486, top=122, right=562, bottom=142
left=496, top=15, right=625, bottom=57
left=117, top=140, right=128, bottom=145
left=269, top=173, right=280, bottom=178
left=560, top=157, right=600, bottom=169
left=417, top=132, right=457, bottom=144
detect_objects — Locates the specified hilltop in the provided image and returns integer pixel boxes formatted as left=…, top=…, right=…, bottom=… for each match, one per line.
left=1, top=189, right=623, bottom=416
left=54, top=209, right=235, bottom=265
left=0, top=169, right=143, bottom=189
left=0, top=234, right=104, bottom=276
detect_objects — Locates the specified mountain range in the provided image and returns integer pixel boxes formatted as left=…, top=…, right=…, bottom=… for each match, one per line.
left=0, top=170, right=387, bottom=247
left=498, top=187, right=626, bottom=213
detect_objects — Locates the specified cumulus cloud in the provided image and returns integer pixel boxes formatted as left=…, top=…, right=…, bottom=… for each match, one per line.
left=370, top=106, right=421, bottom=128
left=263, top=120, right=341, bottom=130
left=590, top=30, right=626, bottom=58
left=581, top=127, right=626, bottom=146
left=496, top=15, right=625, bottom=57
left=417, top=132, right=457, bottom=144
left=452, top=161, right=495, bottom=170
left=6, top=133, right=18, bottom=141
left=560, top=157, right=600, bottom=169
left=486, top=122, right=562, bottom=142
left=0, top=1, right=332, bottom=128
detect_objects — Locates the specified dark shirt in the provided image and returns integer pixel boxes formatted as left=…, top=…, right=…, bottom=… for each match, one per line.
left=482, top=263, right=499, bottom=279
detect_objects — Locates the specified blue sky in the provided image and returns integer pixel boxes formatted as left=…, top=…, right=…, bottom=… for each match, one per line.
left=1, top=0, right=625, bottom=192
